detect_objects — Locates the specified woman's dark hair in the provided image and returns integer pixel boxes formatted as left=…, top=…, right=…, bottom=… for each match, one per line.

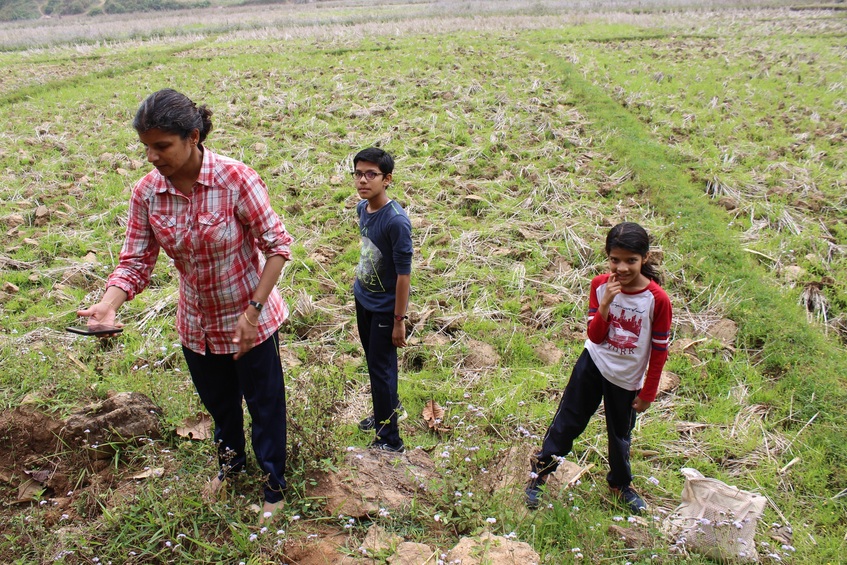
left=353, top=147, right=394, bottom=175
left=605, top=222, right=662, bottom=284
left=133, top=89, right=213, bottom=145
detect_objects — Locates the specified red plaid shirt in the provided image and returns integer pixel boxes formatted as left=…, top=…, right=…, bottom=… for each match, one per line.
left=107, top=148, right=293, bottom=355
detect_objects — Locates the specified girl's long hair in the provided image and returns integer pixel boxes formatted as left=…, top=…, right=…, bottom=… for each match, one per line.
left=605, top=222, right=662, bottom=284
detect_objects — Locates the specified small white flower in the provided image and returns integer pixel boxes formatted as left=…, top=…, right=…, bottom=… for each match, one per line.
left=434, top=514, right=441, bottom=522
left=263, top=511, right=273, bottom=519
left=486, top=517, right=496, bottom=524
left=248, top=534, right=258, bottom=542
left=292, top=515, right=301, bottom=521
left=648, top=476, right=659, bottom=485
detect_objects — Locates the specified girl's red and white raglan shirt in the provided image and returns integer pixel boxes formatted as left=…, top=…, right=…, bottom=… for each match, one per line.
left=585, top=273, right=672, bottom=402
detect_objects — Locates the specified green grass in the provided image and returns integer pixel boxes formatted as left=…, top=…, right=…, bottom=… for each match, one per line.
left=1, top=2, right=846, bottom=563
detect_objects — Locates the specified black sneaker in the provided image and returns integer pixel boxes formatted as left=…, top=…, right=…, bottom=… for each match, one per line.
left=369, top=440, right=405, bottom=453
left=358, top=403, right=408, bottom=431
left=524, top=475, right=547, bottom=510
left=612, top=485, right=647, bottom=514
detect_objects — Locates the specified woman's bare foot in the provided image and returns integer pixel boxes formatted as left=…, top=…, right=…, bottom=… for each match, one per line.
left=201, top=476, right=225, bottom=503
left=259, top=499, right=284, bottom=525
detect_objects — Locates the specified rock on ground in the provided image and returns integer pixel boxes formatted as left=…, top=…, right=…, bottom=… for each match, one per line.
left=446, top=531, right=540, bottom=565
left=310, top=447, right=437, bottom=518
left=387, top=542, right=436, bottom=565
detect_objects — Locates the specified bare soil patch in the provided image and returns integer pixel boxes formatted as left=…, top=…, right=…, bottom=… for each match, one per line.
left=0, top=393, right=161, bottom=531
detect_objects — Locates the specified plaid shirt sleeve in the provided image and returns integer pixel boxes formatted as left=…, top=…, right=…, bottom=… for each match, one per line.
left=234, top=167, right=293, bottom=260
left=106, top=176, right=161, bottom=300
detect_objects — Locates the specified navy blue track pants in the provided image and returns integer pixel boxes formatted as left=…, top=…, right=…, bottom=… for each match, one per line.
left=355, top=298, right=402, bottom=447
left=183, top=331, right=286, bottom=503
left=534, top=348, right=638, bottom=489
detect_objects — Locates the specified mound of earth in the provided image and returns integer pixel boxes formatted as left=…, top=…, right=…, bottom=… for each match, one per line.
left=64, top=391, right=161, bottom=458
left=0, top=392, right=161, bottom=519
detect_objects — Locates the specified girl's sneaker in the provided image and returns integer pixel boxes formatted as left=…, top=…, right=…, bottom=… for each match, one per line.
left=524, top=475, right=547, bottom=510
left=611, top=485, right=647, bottom=514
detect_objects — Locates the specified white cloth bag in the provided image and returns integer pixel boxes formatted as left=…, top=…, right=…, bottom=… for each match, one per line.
left=664, top=468, right=767, bottom=563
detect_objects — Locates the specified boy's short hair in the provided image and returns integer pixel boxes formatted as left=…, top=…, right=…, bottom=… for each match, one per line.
left=353, top=147, right=394, bottom=175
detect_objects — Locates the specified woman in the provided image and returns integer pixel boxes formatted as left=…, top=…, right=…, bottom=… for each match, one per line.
left=78, top=89, right=292, bottom=523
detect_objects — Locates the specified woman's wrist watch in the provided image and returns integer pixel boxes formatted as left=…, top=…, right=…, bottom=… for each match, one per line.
left=248, top=300, right=263, bottom=312
left=394, top=314, right=408, bottom=321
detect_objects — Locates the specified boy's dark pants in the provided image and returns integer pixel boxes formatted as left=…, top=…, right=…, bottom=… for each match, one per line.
left=183, top=332, right=287, bottom=504
left=533, top=348, right=638, bottom=489
left=355, top=298, right=402, bottom=447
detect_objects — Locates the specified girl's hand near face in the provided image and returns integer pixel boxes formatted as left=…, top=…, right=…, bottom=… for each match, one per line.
left=597, top=273, right=621, bottom=321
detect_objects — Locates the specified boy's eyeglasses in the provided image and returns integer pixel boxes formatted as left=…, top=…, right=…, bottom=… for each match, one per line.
left=351, top=171, right=385, bottom=181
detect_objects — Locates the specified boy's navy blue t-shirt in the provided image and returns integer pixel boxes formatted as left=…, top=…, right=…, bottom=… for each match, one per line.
left=353, top=199, right=413, bottom=312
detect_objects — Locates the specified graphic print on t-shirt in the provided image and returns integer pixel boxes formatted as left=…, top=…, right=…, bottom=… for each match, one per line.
left=356, top=236, right=386, bottom=292
left=606, top=305, right=644, bottom=354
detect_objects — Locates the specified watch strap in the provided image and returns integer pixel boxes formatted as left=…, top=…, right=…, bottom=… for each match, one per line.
left=248, top=300, right=263, bottom=312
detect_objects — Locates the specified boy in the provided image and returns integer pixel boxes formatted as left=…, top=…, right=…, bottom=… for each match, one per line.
left=352, top=147, right=412, bottom=453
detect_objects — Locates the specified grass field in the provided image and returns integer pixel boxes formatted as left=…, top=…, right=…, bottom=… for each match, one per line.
left=1, top=1, right=845, bottom=563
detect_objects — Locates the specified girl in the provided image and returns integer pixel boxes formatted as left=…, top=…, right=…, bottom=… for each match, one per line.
left=78, top=89, right=292, bottom=524
left=526, top=222, right=672, bottom=513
